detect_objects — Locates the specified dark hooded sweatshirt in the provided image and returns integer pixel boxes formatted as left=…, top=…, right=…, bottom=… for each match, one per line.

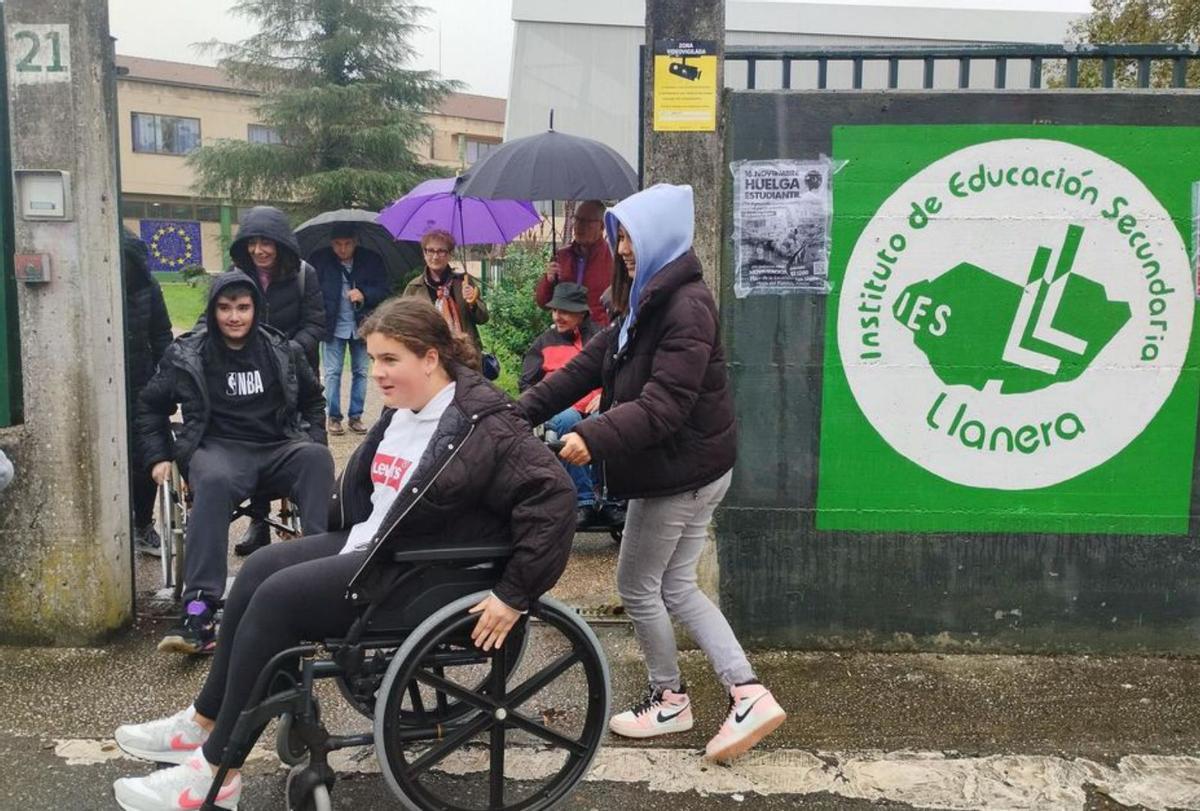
left=226, top=206, right=326, bottom=371
left=121, top=228, right=173, bottom=392
left=203, top=289, right=286, bottom=444
left=136, top=270, right=327, bottom=473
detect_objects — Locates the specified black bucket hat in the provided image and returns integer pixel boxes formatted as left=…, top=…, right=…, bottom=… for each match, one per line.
left=546, top=282, right=590, bottom=313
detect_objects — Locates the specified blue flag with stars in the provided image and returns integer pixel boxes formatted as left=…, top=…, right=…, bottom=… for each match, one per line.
left=139, top=219, right=203, bottom=272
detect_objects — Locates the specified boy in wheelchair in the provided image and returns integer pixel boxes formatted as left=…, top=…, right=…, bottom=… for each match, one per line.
left=114, top=298, right=577, bottom=811
left=135, top=271, right=335, bottom=655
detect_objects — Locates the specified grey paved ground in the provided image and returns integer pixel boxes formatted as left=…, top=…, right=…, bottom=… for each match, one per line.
left=11, top=382, right=1200, bottom=809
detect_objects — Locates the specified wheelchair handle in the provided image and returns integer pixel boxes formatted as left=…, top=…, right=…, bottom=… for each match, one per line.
left=545, top=439, right=565, bottom=453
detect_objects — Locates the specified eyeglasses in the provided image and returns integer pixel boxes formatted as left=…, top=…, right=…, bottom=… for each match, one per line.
left=423, top=247, right=450, bottom=256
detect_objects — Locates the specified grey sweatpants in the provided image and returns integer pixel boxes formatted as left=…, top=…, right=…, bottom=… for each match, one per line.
left=616, top=469, right=754, bottom=692
left=183, top=437, right=334, bottom=605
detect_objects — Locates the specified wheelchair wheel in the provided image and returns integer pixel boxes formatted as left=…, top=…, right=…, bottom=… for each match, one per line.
left=156, top=470, right=188, bottom=599
left=336, top=619, right=529, bottom=723
left=374, top=593, right=610, bottom=811
left=609, top=527, right=623, bottom=544
left=276, top=697, right=321, bottom=767
left=286, top=765, right=332, bottom=811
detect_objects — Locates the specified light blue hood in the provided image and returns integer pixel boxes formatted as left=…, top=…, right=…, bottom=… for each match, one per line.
left=605, top=183, right=694, bottom=351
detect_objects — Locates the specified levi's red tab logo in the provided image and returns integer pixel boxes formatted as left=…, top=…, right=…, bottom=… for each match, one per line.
left=371, top=453, right=412, bottom=490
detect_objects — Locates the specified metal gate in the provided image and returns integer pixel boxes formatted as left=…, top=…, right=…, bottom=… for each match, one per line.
left=713, top=42, right=1200, bottom=653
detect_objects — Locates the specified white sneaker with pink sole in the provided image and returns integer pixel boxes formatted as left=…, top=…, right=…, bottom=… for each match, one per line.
left=705, top=681, right=787, bottom=763
left=608, top=685, right=694, bottom=739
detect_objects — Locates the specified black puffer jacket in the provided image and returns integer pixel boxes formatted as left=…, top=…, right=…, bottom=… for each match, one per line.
left=228, top=206, right=326, bottom=370
left=122, top=229, right=173, bottom=391
left=333, top=368, right=575, bottom=612
left=136, top=270, right=327, bottom=472
left=517, top=251, right=737, bottom=500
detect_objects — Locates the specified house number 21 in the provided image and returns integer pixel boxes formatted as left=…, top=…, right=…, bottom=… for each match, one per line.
left=9, top=24, right=71, bottom=84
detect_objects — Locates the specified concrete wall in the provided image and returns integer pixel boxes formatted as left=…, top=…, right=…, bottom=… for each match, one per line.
left=718, top=90, right=1200, bottom=654
left=0, top=0, right=131, bottom=644
left=508, top=0, right=1085, bottom=167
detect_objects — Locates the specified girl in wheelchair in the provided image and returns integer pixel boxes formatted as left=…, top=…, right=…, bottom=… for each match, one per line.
left=112, top=298, right=577, bottom=811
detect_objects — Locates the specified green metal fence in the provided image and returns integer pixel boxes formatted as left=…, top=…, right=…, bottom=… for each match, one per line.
left=726, top=42, right=1200, bottom=90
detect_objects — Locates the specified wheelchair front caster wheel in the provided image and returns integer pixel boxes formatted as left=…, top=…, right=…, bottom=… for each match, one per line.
left=286, top=765, right=332, bottom=811
left=609, top=527, right=623, bottom=544
left=276, top=713, right=306, bottom=766
left=276, top=699, right=321, bottom=766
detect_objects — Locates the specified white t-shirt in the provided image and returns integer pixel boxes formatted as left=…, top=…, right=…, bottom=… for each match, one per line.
left=340, top=382, right=456, bottom=554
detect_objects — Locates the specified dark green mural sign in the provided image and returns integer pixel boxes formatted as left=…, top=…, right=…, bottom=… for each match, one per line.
left=817, top=125, right=1200, bottom=535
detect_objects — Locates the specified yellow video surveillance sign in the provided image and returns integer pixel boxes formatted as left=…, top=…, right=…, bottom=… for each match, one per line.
left=653, top=39, right=718, bottom=132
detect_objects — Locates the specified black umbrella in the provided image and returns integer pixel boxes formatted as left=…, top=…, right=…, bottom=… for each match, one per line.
left=455, top=116, right=639, bottom=247
left=295, top=208, right=423, bottom=292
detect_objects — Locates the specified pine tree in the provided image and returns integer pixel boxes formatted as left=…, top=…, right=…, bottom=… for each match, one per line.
left=188, top=0, right=460, bottom=215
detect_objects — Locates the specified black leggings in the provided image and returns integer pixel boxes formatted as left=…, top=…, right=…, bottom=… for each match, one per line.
left=195, top=531, right=366, bottom=766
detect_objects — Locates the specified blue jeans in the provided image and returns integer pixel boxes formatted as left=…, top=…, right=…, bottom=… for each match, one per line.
left=547, top=407, right=595, bottom=507
left=323, top=337, right=369, bottom=420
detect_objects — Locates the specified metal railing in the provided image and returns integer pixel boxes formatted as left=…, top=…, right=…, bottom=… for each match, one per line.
left=725, top=43, right=1200, bottom=91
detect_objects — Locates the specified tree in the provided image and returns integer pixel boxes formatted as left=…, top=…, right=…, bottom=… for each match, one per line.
left=1067, top=1, right=1200, bottom=87
left=189, top=0, right=461, bottom=215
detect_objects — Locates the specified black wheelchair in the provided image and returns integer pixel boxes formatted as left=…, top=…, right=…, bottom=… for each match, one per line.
left=200, top=544, right=611, bottom=811
left=156, top=466, right=303, bottom=599
left=541, top=437, right=624, bottom=545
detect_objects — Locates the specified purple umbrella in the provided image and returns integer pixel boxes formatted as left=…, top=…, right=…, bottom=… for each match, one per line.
left=376, top=177, right=540, bottom=246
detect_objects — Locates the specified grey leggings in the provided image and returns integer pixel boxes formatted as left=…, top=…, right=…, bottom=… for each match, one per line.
left=616, top=469, right=754, bottom=692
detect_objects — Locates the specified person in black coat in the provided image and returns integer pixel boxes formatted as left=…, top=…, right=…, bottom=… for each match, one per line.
left=122, top=228, right=174, bottom=556
left=112, top=298, right=574, bottom=808
left=518, top=184, right=785, bottom=763
left=310, top=222, right=390, bottom=436
left=226, top=206, right=327, bottom=555
left=136, top=270, right=332, bottom=654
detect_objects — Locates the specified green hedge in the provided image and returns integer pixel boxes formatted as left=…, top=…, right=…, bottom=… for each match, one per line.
left=479, top=244, right=553, bottom=397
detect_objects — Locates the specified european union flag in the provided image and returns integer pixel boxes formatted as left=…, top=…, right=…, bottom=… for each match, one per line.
left=139, top=219, right=203, bottom=273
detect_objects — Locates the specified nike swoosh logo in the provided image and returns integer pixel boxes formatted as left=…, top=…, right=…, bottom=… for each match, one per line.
left=179, top=783, right=237, bottom=810
left=734, top=694, right=767, bottom=724
left=169, top=733, right=200, bottom=751
left=656, top=705, right=688, bottom=724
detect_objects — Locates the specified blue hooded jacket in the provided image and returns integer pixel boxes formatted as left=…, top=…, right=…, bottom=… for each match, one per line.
left=604, top=184, right=695, bottom=351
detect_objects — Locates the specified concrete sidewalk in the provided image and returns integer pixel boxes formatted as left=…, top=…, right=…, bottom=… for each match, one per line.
left=4, top=610, right=1200, bottom=810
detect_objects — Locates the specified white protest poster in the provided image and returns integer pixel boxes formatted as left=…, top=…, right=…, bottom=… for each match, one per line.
left=731, top=159, right=833, bottom=298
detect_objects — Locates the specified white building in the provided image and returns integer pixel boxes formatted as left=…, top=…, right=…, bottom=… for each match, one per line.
left=506, top=0, right=1087, bottom=167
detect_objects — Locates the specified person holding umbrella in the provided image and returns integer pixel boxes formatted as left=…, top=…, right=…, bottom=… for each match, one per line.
left=310, top=223, right=390, bottom=435
left=401, top=229, right=489, bottom=354
left=535, top=200, right=613, bottom=326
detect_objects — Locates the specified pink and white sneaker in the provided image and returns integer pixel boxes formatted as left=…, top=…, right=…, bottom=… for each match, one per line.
left=608, top=684, right=694, bottom=738
left=705, top=681, right=786, bottom=763
left=113, top=749, right=240, bottom=811
left=115, top=705, right=210, bottom=765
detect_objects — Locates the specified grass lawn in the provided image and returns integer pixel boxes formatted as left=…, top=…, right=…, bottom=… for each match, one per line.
left=160, top=282, right=206, bottom=330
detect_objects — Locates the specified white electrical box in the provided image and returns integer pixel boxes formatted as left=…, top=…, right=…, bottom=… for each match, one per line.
left=14, top=170, right=72, bottom=220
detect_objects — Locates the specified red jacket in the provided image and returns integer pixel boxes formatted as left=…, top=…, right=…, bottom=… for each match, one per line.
left=519, top=319, right=602, bottom=413
left=535, top=240, right=613, bottom=326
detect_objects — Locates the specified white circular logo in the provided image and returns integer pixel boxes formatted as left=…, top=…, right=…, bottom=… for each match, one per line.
left=837, top=139, right=1193, bottom=490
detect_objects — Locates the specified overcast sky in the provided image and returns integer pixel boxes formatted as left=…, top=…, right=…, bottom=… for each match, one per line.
left=108, top=0, right=1095, bottom=98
